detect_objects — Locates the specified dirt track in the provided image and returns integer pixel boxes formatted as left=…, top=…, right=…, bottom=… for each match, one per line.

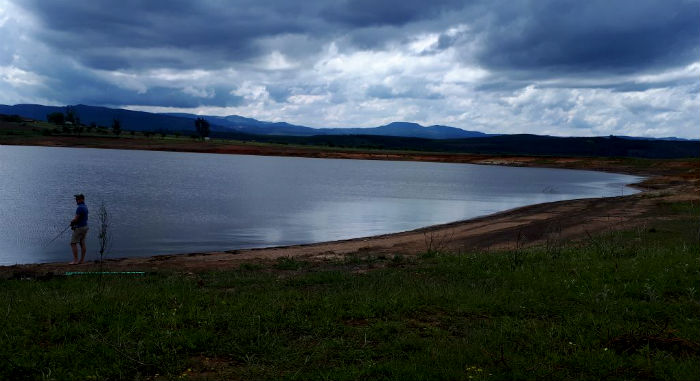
left=1, top=138, right=698, bottom=276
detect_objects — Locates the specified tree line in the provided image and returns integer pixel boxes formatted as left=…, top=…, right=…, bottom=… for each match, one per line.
left=45, top=107, right=210, bottom=140
left=47, top=107, right=122, bottom=136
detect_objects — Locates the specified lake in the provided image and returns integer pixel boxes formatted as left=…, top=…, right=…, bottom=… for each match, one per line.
left=0, top=145, right=643, bottom=265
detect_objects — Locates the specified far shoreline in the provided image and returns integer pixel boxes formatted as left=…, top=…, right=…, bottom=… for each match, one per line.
left=0, top=134, right=687, bottom=176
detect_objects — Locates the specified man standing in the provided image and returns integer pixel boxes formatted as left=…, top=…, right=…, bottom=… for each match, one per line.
left=70, top=194, right=89, bottom=264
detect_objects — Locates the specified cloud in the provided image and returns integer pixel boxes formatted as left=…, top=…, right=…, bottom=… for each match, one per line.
left=17, top=0, right=322, bottom=70
left=0, top=0, right=698, bottom=138
left=473, top=0, right=699, bottom=74
left=321, top=0, right=465, bottom=27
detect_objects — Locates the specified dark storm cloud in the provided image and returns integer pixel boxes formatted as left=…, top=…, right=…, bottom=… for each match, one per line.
left=61, top=84, right=236, bottom=109
left=33, top=64, right=241, bottom=108
left=338, top=27, right=404, bottom=51
left=321, top=0, right=464, bottom=27
left=17, top=0, right=697, bottom=75
left=19, top=0, right=460, bottom=70
left=3, top=0, right=698, bottom=138
left=473, top=0, right=699, bottom=74
left=19, top=0, right=314, bottom=70
left=109, top=87, right=243, bottom=108
left=97, top=86, right=242, bottom=108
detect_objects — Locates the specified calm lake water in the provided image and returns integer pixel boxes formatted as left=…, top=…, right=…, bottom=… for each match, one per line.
left=0, top=145, right=643, bottom=265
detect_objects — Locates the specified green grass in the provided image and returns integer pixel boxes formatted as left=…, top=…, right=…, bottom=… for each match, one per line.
left=1, top=204, right=698, bottom=380
left=274, top=256, right=311, bottom=271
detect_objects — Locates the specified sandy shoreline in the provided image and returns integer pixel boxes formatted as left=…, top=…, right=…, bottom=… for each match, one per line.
left=1, top=139, right=697, bottom=276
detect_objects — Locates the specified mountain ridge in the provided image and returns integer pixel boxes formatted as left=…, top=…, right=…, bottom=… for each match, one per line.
left=0, top=104, right=490, bottom=139
left=0, top=103, right=696, bottom=142
left=163, top=112, right=491, bottom=139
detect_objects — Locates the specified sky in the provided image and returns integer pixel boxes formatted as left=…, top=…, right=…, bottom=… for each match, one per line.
left=0, top=0, right=698, bottom=138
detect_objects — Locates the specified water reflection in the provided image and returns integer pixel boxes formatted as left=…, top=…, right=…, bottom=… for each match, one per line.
left=0, top=145, right=643, bottom=264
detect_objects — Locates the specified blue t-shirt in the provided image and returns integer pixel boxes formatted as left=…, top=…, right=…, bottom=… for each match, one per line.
left=75, top=202, right=88, bottom=227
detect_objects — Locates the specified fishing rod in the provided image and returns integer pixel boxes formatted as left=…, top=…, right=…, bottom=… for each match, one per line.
left=44, top=225, right=72, bottom=248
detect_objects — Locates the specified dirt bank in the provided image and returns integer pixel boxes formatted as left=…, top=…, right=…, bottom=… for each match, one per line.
left=1, top=138, right=697, bottom=276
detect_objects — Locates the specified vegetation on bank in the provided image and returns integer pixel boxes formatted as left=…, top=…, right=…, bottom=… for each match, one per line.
left=2, top=113, right=698, bottom=159
left=0, top=113, right=200, bottom=141
left=1, top=200, right=698, bottom=380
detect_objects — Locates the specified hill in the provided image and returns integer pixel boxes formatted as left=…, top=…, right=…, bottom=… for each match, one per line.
left=1, top=103, right=698, bottom=158
left=1, top=104, right=489, bottom=139
left=0, top=104, right=227, bottom=133
left=164, top=113, right=490, bottom=139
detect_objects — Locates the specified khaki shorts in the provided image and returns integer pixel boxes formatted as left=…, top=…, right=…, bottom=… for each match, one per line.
left=70, top=226, right=89, bottom=244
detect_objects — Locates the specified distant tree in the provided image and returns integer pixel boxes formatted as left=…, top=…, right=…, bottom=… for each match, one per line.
left=0, top=114, right=22, bottom=123
left=129, top=130, right=135, bottom=136
left=65, top=106, right=77, bottom=125
left=143, top=131, right=153, bottom=138
left=47, top=112, right=65, bottom=125
left=112, top=118, right=122, bottom=136
left=194, top=117, right=210, bottom=141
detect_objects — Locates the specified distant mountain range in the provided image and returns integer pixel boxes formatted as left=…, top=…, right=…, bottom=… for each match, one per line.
left=0, top=104, right=491, bottom=140
left=0, top=103, right=697, bottom=142
left=169, top=112, right=492, bottom=139
left=2, top=104, right=698, bottom=158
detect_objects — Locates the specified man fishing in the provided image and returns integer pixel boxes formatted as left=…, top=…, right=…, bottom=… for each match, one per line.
left=69, top=194, right=89, bottom=264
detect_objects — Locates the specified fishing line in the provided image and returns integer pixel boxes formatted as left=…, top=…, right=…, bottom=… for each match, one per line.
left=43, top=225, right=71, bottom=249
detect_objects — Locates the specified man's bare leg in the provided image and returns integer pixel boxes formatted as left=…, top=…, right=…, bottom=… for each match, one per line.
left=70, top=243, right=78, bottom=264
left=79, top=240, right=86, bottom=264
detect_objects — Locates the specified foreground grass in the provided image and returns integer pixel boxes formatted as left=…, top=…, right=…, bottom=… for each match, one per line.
left=2, top=203, right=699, bottom=380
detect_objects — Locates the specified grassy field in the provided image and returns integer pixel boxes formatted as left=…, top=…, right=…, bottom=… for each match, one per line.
left=1, top=200, right=698, bottom=380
